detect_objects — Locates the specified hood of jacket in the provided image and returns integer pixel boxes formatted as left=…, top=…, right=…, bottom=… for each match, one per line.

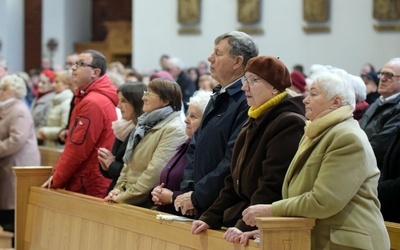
left=75, top=74, right=118, bottom=106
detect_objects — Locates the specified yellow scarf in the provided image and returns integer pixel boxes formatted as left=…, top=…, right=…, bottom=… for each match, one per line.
left=248, top=91, right=287, bottom=118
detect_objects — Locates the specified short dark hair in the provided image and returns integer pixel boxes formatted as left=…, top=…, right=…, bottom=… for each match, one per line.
left=117, top=82, right=147, bottom=124
left=147, top=78, right=182, bottom=111
left=82, top=49, right=107, bottom=76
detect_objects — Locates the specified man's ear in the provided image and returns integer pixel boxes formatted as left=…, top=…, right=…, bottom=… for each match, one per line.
left=92, top=68, right=102, bottom=78
left=232, top=55, right=244, bottom=70
left=331, top=95, right=343, bottom=109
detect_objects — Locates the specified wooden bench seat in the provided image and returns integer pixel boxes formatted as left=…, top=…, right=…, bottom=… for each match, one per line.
left=38, top=146, right=62, bottom=167
left=13, top=167, right=316, bottom=250
left=386, top=221, right=400, bottom=250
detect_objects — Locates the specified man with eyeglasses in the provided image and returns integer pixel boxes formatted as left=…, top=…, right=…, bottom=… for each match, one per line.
left=64, top=53, right=79, bottom=70
left=42, top=49, right=119, bottom=199
left=360, top=58, right=400, bottom=170
left=175, top=31, right=259, bottom=218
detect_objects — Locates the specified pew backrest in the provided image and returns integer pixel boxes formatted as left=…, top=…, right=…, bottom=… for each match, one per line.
left=38, top=146, right=62, bottom=166
left=386, top=221, right=400, bottom=250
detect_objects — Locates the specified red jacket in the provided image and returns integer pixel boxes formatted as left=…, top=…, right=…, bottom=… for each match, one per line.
left=52, top=75, right=118, bottom=198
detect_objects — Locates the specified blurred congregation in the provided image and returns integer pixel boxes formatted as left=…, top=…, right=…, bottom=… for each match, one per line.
left=1, top=1, right=400, bottom=249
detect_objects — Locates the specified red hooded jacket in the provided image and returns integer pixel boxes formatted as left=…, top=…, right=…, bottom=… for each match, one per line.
left=52, top=75, right=118, bottom=198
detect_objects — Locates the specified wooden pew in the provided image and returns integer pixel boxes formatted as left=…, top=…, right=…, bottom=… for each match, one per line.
left=13, top=166, right=53, bottom=250
left=38, top=146, right=63, bottom=167
left=0, top=226, right=13, bottom=249
left=386, top=221, right=400, bottom=250
left=14, top=167, right=316, bottom=250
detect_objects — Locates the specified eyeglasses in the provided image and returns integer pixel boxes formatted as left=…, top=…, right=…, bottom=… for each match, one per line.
left=143, top=90, right=159, bottom=97
left=377, top=72, right=400, bottom=80
left=72, top=61, right=97, bottom=69
left=242, top=76, right=262, bottom=87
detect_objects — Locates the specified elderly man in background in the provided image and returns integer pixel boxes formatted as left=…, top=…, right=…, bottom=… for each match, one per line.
left=165, top=56, right=196, bottom=112
left=360, top=58, right=400, bottom=170
left=175, top=31, right=259, bottom=218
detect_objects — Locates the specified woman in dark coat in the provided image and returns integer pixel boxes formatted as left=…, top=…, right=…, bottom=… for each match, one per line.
left=191, top=56, right=306, bottom=238
left=98, top=82, right=146, bottom=192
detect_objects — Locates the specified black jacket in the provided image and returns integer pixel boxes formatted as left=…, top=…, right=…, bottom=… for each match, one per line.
left=378, top=125, right=400, bottom=223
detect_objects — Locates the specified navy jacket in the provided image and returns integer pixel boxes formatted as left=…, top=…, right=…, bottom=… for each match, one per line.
left=181, top=78, right=249, bottom=217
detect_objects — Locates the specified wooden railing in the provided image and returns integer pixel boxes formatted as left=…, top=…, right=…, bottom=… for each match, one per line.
left=38, top=145, right=62, bottom=167
left=0, top=226, right=13, bottom=249
left=13, top=167, right=316, bottom=250
left=386, top=221, right=400, bottom=250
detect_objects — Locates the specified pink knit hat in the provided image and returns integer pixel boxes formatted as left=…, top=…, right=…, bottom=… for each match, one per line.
left=149, top=70, right=174, bottom=81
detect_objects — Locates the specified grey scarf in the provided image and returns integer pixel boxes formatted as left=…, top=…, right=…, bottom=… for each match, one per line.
left=123, top=106, right=174, bottom=164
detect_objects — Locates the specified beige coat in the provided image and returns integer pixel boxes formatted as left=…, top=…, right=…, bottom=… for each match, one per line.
left=272, top=106, right=390, bottom=250
left=40, top=89, right=73, bottom=147
left=0, top=99, right=40, bottom=209
left=114, top=111, right=186, bottom=208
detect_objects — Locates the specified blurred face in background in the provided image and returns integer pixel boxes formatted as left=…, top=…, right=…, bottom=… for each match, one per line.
left=378, top=61, right=400, bottom=98
left=53, top=74, right=69, bottom=94
left=38, top=74, right=54, bottom=93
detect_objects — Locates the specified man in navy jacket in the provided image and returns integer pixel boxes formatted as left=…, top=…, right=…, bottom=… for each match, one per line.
left=175, top=31, right=258, bottom=217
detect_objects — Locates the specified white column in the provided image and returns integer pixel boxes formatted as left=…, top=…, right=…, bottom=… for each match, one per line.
left=42, top=0, right=92, bottom=70
left=0, top=0, right=24, bottom=72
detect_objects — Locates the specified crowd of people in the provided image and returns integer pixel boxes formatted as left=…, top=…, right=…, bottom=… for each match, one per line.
left=0, top=30, right=399, bottom=249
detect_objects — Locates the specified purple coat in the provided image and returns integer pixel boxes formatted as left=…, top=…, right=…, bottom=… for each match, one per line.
left=156, top=138, right=190, bottom=215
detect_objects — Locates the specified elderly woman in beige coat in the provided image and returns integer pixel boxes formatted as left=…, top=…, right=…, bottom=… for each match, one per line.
left=0, top=74, right=40, bottom=232
left=241, top=67, right=390, bottom=249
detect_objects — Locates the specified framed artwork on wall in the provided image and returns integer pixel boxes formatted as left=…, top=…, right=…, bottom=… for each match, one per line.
left=303, top=0, right=331, bottom=33
left=238, top=0, right=260, bottom=24
left=178, top=0, right=200, bottom=25
left=373, top=0, right=400, bottom=20
left=303, top=0, right=329, bottom=22
left=237, top=0, right=264, bottom=34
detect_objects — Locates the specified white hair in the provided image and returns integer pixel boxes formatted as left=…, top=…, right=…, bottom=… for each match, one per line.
left=349, top=75, right=367, bottom=103
left=107, top=71, right=125, bottom=88
left=187, top=90, right=212, bottom=113
left=0, top=74, right=27, bottom=99
left=168, top=57, right=185, bottom=70
left=311, top=67, right=356, bottom=110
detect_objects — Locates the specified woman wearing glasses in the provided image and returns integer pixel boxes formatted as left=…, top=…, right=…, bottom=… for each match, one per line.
left=191, top=56, right=306, bottom=240
left=98, top=82, right=146, bottom=193
left=104, top=78, right=187, bottom=208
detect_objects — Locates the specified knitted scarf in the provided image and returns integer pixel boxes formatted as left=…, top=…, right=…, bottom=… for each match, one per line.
left=248, top=91, right=287, bottom=118
left=123, top=106, right=173, bottom=164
